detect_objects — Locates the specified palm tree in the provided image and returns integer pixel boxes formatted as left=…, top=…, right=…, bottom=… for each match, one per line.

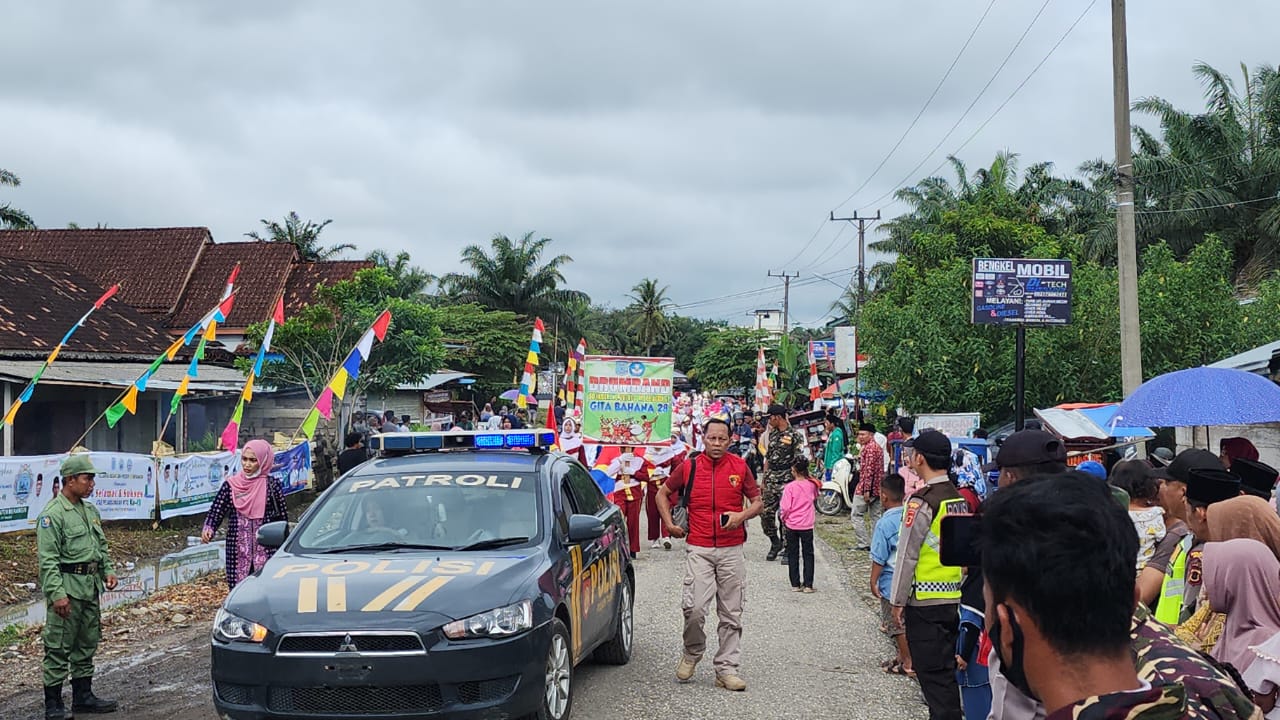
left=442, top=233, right=590, bottom=329
left=625, top=278, right=671, bottom=355
left=245, top=211, right=354, bottom=261
left=0, top=169, right=35, bottom=229
left=1129, top=62, right=1280, bottom=282
left=367, top=249, right=436, bottom=300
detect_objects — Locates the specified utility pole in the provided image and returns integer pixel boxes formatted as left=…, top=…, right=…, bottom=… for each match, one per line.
left=768, top=270, right=799, bottom=333
left=830, top=210, right=881, bottom=306
left=1112, top=0, right=1143, bottom=397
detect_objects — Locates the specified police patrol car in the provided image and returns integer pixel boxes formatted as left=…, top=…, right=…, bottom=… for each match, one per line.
left=211, top=430, right=634, bottom=720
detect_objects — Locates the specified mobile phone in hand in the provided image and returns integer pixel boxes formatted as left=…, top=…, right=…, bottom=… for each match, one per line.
left=720, top=513, right=730, bottom=527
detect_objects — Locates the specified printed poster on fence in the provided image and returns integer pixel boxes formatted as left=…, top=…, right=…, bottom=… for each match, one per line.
left=158, top=451, right=239, bottom=520
left=86, top=452, right=159, bottom=521
left=0, top=455, right=63, bottom=534
left=272, top=441, right=312, bottom=495
left=581, top=356, right=674, bottom=447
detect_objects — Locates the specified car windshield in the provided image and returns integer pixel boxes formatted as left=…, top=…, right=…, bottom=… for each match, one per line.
left=291, top=470, right=542, bottom=553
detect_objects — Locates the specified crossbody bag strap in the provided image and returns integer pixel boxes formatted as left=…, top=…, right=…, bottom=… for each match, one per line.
left=679, top=457, right=697, bottom=509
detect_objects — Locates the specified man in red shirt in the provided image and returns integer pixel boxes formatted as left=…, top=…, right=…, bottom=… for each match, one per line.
left=853, top=422, right=885, bottom=551
left=657, top=417, right=763, bottom=692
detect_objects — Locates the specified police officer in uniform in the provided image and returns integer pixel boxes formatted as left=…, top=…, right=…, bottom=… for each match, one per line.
left=762, top=404, right=805, bottom=561
left=890, top=430, right=965, bottom=720
left=37, top=455, right=119, bottom=718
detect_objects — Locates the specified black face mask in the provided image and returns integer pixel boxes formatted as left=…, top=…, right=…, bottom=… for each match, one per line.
left=989, top=604, right=1038, bottom=702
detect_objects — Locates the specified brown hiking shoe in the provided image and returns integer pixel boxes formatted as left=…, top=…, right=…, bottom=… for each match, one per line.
left=716, top=674, right=747, bottom=691
left=676, top=656, right=699, bottom=682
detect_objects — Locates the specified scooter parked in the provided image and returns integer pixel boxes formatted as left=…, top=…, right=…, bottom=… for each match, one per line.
left=817, top=452, right=859, bottom=516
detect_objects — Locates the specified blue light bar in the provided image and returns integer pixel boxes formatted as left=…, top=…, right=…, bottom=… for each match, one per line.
left=371, top=429, right=556, bottom=456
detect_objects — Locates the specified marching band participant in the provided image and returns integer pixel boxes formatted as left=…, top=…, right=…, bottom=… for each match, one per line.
left=645, top=435, right=688, bottom=550
left=606, top=446, right=649, bottom=558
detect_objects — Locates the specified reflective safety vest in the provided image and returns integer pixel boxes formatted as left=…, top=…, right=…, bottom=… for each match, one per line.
left=1155, top=534, right=1194, bottom=625
left=913, top=497, right=965, bottom=601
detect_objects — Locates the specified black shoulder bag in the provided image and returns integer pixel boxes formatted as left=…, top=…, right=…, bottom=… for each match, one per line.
left=671, top=456, right=697, bottom=534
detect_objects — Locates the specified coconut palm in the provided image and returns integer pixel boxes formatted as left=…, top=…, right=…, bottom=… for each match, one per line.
left=625, top=278, right=671, bottom=355
left=442, top=232, right=590, bottom=332
left=367, top=249, right=437, bottom=300
left=246, top=211, right=354, bottom=261
left=1129, top=62, right=1280, bottom=283
left=0, top=169, right=35, bottom=229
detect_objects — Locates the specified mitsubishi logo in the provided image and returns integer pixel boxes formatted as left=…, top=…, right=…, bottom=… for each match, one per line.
left=337, top=634, right=358, bottom=653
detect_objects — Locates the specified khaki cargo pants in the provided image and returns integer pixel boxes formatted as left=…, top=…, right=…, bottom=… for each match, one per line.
left=681, top=544, right=746, bottom=675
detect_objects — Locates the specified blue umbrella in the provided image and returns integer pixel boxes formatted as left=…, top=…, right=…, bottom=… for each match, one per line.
left=1114, top=367, right=1280, bottom=427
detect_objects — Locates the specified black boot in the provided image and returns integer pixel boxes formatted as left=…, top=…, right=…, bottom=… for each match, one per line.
left=43, top=684, right=70, bottom=720
left=765, top=537, right=782, bottom=561
left=71, top=677, right=118, bottom=714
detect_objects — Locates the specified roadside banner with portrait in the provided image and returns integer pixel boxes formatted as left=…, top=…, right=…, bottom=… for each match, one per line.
left=581, top=356, right=674, bottom=447
left=85, top=452, right=159, bottom=521
left=158, top=451, right=239, bottom=520
left=0, top=455, right=63, bottom=534
left=272, top=441, right=312, bottom=495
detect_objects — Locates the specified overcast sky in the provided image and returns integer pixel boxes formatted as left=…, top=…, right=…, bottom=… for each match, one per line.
left=3, top=1, right=1277, bottom=327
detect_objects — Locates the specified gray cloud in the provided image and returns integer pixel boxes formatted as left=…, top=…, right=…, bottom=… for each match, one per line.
left=2, top=0, right=1278, bottom=326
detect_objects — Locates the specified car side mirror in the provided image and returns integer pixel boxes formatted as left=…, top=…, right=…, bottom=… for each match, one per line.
left=567, top=514, right=605, bottom=543
left=257, top=521, right=290, bottom=549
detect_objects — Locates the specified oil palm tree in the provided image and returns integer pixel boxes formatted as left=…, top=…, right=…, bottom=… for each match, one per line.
left=246, top=211, right=354, bottom=260
left=1129, top=62, right=1280, bottom=283
left=367, top=249, right=437, bottom=300
left=442, top=232, right=590, bottom=332
left=0, top=169, right=35, bottom=229
left=625, top=278, right=671, bottom=355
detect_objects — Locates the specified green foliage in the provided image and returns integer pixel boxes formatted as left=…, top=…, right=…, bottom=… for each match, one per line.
left=245, top=211, right=354, bottom=261
left=690, top=327, right=770, bottom=394
left=246, top=268, right=445, bottom=406
left=0, top=168, right=35, bottom=230
left=366, top=249, right=436, bottom=300
left=625, top=278, right=671, bottom=355
left=433, top=303, right=529, bottom=396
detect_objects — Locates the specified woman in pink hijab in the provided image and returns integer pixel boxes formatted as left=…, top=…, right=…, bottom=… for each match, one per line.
left=201, top=439, right=288, bottom=588
left=1203, top=538, right=1280, bottom=712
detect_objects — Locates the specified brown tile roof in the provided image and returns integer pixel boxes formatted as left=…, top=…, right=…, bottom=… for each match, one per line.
left=284, top=260, right=375, bottom=314
left=0, top=228, right=210, bottom=317
left=0, top=257, right=172, bottom=358
left=169, top=241, right=298, bottom=331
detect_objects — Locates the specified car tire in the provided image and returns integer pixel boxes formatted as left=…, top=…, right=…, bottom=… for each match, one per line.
left=593, top=578, right=633, bottom=665
left=534, top=618, right=573, bottom=720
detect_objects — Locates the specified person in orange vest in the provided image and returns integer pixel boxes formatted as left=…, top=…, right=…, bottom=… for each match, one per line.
left=606, top=446, right=648, bottom=558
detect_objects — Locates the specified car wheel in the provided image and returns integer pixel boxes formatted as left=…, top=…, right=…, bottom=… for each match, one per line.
left=593, top=578, right=633, bottom=665
left=535, top=618, right=573, bottom=720
left=816, top=489, right=846, bottom=516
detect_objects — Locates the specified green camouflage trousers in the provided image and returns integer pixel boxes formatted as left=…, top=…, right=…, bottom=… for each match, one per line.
left=760, top=481, right=785, bottom=542
left=42, top=595, right=101, bottom=686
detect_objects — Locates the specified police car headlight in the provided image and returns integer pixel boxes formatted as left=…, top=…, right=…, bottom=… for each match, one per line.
left=443, top=600, right=533, bottom=640
left=213, top=608, right=268, bottom=644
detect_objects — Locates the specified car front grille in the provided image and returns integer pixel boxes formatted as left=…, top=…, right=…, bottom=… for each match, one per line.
left=268, top=685, right=444, bottom=715
left=457, top=675, right=519, bottom=705
left=214, top=681, right=254, bottom=705
left=276, top=632, right=425, bottom=655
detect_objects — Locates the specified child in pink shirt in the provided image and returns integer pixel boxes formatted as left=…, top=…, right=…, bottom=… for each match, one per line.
left=780, top=458, right=822, bottom=592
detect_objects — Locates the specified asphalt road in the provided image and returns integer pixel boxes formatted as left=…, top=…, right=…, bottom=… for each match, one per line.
left=0, top=516, right=928, bottom=719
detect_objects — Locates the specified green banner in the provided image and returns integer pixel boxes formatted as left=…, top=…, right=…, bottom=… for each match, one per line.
left=581, top=356, right=674, bottom=446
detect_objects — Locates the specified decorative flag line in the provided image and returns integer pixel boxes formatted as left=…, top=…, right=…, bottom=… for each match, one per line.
left=753, top=347, right=772, bottom=412
left=2, top=283, right=120, bottom=428
left=563, top=338, right=586, bottom=411
left=220, top=296, right=284, bottom=451
left=808, top=342, right=822, bottom=403
left=573, top=351, right=586, bottom=419
left=168, top=265, right=240, bottom=419
left=102, top=289, right=237, bottom=430
left=516, top=318, right=544, bottom=411
left=295, top=310, right=392, bottom=441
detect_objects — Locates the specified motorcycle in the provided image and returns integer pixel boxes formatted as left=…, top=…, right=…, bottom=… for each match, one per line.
left=817, top=453, right=859, bottom=516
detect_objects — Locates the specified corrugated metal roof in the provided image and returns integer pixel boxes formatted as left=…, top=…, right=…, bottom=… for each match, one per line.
left=1035, top=404, right=1154, bottom=441
left=0, top=360, right=248, bottom=392
left=1210, top=340, right=1280, bottom=374
left=395, top=370, right=474, bottom=392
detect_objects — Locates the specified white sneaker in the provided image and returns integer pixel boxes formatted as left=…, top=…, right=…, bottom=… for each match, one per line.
left=662, top=538, right=672, bottom=550
left=651, top=540, right=661, bottom=549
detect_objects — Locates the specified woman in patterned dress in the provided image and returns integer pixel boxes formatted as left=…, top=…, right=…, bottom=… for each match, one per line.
left=200, top=439, right=288, bottom=588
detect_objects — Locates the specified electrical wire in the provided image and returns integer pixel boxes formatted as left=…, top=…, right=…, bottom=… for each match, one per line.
left=1134, top=193, right=1278, bottom=215
left=829, top=0, right=1001, bottom=214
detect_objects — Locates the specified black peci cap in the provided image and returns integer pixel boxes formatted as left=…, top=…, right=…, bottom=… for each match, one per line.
left=1185, top=466, right=1241, bottom=505
left=1231, top=458, right=1279, bottom=499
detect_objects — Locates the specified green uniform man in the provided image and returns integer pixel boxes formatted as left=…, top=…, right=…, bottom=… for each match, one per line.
left=762, top=404, right=805, bottom=561
left=37, top=454, right=119, bottom=718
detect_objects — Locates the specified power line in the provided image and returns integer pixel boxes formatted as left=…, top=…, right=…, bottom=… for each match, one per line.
left=853, top=0, right=1055, bottom=214
left=774, top=216, right=838, bottom=275
left=798, top=222, right=850, bottom=272
left=830, top=0, right=1000, bottom=213
left=858, top=0, right=1097, bottom=212
left=1135, top=193, right=1278, bottom=215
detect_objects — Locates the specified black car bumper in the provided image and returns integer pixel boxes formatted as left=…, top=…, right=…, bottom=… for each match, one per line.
left=211, top=623, right=551, bottom=720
